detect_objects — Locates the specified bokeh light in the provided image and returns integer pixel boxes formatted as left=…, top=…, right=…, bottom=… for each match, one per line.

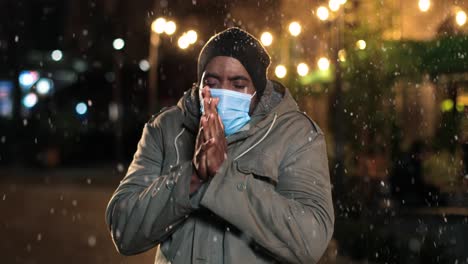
left=338, top=49, right=347, bottom=62
left=19, top=71, right=39, bottom=90
left=318, top=57, right=330, bottom=71
left=75, top=102, right=88, bottom=115
left=297, top=63, right=309, bottom=76
left=151, top=17, right=166, bottom=34
left=260, top=32, right=273, bottom=46
left=164, top=21, right=177, bottom=35
left=275, top=65, right=287, bottom=78
left=418, top=0, right=430, bottom=12
left=22, top=93, right=38, bottom=108
left=139, top=60, right=150, bottom=72
left=112, top=38, right=125, bottom=50
left=356, top=39, right=367, bottom=50
left=288, top=22, right=302, bottom=37
left=329, top=0, right=341, bottom=11
left=456, top=10, right=467, bottom=26
left=186, top=30, right=198, bottom=44
left=51, top=50, right=63, bottom=61
left=178, top=35, right=190, bottom=49
left=36, top=78, right=53, bottom=95
left=317, top=6, right=330, bottom=21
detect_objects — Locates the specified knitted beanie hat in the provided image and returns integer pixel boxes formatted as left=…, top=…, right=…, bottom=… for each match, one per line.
left=197, top=27, right=271, bottom=96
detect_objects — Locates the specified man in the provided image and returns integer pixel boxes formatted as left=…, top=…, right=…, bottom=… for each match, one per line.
left=105, top=27, right=334, bottom=264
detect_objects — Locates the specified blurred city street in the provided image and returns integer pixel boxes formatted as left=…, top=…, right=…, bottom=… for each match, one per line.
left=2, top=166, right=468, bottom=263
left=0, top=166, right=155, bottom=264
left=0, top=167, right=365, bottom=264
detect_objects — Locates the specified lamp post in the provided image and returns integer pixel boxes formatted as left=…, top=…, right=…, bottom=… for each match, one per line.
left=285, top=22, right=302, bottom=89
left=112, top=37, right=125, bottom=161
left=148, top=17, right=176, bottom=115
left=148, top=21, right=161, bottom=116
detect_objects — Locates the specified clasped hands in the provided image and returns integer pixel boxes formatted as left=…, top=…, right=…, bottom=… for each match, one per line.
left=191, top=86, right=227, bottom=193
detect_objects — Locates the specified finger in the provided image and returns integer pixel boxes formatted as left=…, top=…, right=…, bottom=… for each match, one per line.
left=201, top=85, right=211, bottom=115
left=201, top=137, right=215, bottom=151
left=195, top=136, right=211, bottom=178
left=205, top=85, right=212, bottom=98
left=205, top=87, right=217, bottom=115
left=208, top=113, right=218, bottom=141
left=204, top=97, right=213, bottom=117
left=201, top=85, right=209, bottom=98
left=195, top=126, right=203, bottom=150
left=212, top=97, right=219, bottom=114
left=202, top=115, right=211, bottom=142
left=202, top=87, right=214, bottom=117
left=210, top=111, right=221, bottom=138
left=217, top=113, right=224, bottom=132
left=199, top=151, right=207, bottom=180
left=195, top=116, right=205, bottom=144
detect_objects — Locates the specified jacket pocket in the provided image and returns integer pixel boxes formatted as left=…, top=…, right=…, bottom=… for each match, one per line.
left=159, top=218, right=195, bottom=262
left=236, top=151, right=279, bottom=185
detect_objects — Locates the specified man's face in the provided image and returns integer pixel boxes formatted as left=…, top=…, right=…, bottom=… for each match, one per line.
left=200, top=56, right=257, bottom=114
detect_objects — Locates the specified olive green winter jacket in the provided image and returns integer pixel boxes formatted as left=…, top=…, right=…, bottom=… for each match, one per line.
left=105, top=80, right=334, bottom=263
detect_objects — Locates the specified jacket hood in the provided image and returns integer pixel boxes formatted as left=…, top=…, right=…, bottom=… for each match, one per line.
left=177, top=80, right=299, bottom=135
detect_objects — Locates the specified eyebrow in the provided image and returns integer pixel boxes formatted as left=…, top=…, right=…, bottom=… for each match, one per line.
left=203, top=72, right=250, bottom=82
left=204, top=72, right=220, bottom=80
left=204, top=72, right=250, bottom=82
left=228, top=75, right=250, bottom=82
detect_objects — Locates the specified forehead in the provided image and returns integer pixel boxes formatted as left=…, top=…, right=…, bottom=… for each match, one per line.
left=204, top=56, right=250, bottom=79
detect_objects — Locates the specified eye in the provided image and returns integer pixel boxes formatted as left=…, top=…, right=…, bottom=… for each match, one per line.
left=204, top=77, right=218, bottom=87
left=233, top=81, right=248, bottom=90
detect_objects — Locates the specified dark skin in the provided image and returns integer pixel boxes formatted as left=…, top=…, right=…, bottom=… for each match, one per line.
left=190, top=56, right=258, bottom=194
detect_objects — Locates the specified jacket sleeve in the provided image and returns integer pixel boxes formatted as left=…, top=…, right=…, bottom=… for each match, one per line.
left=199, top=125, right=334, bottom=263
left=105, top=120, right=199, bottom=256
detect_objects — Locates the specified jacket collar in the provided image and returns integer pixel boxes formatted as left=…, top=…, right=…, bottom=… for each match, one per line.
left=178, top=83, right=201, bottom=134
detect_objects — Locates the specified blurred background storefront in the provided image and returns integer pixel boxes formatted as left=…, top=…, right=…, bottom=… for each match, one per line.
left=0, top=0, right=467, bottom=263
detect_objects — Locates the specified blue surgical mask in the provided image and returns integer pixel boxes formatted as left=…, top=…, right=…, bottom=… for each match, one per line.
left=200, top=88, right=256, bottom=136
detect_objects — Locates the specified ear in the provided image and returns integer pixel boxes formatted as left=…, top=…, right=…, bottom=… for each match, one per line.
left=249, top=95, right=259, bottom=115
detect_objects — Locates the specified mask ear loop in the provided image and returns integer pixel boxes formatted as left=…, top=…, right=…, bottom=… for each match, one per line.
left=199, top=71, right=207, bottom=114
left=251, top=91, right=257, bottom=99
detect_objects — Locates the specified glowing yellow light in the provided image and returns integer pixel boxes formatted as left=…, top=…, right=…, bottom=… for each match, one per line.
left=339, top=0, right=347, bottom=4
left=178, top=35, right=190, bottom=49
left=151, top=17, right=166, bottom=34
left=186, top=30, right=198, bottom=44
left=458, top=95, right=468, bottom=106
left=329, top=0, right=341, bottom=11
left=456, top=10, right=467, bottom=26
left=297, top=63, right=309, bottom=76
left=164, top=20, right=176, bottom=35
left=356, top=39, right=366, bottom=50
left=440, top=99, right=454, bottom=112
left=275, top=65, right=287, bottom=78
left=418, top=0, right=430, bottom=12
left=260, top=32, right=273, bottom=46
left=338, top=49, right=347, bottom=62
left=317, top=57, right=330, bottom=71
left=288, top=22, right=301, bottom=37
left=317, top=6, right=330, bottom=21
